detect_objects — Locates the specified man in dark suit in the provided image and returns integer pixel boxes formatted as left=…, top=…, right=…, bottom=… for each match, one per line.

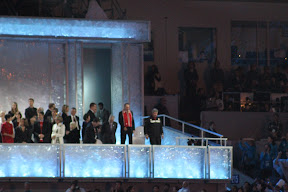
left=65, top=107, right=81, bottom=143
left=118, top=103, right=135, bottom=144
left=44, top=103, right=55, bottom=122
left=102, top=115, right=117, bottom=144
left=86, top=102, right=97, bottom=123
left=83, top=117, right=101, bottom=144
left=33, top=112, right=51, bottom=143
left=25, top=98, right=37, bottom=124
left=96, top=102, right=110, bottom=124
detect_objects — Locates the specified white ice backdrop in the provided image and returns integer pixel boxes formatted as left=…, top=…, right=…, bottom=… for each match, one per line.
left=0, top=40, right=65, bottom=114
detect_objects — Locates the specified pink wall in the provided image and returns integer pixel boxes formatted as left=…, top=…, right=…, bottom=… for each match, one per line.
left=119, top=0, right=288, bottom=93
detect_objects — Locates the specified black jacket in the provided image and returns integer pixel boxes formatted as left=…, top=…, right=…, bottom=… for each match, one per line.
left=15, top=126, right=30, bottom=143
left=33, top=120, right=51, bottom=143
left=102, top=121, right=117, bottom=144
left=86, top=110, right=96, bottom=122
left=44, top=109, right=52, bottom=122
left=144, top=116, right=163, bottom=138
left=118, top=111, right=135, bottom=130
left=25, top=107, right=37, bottom=121
left=83, top=124, right=97, bottom=144
left=65, top=115, right=81, bottom=143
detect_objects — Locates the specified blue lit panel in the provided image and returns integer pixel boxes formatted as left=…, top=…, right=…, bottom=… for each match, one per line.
left=161, top=126, right=192, bottom=145
left=64, top=145, right=125, bottom=178
left=0, top=144, right=59, bottom=177
left=128, top=146, right=150, bottom=178
left=153, top=146, right=206, bottom=179
left=209, top=147, right=232, bottom=179
left=0, top=17, right=150, bottom=42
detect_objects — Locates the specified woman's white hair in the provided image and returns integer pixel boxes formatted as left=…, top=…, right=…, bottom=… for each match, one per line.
left=108, top=114, right=115, bottom=122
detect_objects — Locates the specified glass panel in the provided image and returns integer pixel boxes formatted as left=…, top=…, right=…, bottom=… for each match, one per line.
left=153, top=146, right=206, bottom=179
left=0, top=144, right=60, bottom=177
left=209, top=147, right=232, bottom=179
left=64, top=145, right=125, bottom=178
left=128, top=146, right=150, bottom=178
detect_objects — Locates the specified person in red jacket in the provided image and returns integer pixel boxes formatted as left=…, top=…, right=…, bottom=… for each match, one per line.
left=1, top=114, right=15, bottom=143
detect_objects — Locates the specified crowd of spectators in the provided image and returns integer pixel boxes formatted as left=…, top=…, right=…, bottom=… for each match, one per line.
left=0, top=180, right=207, bottom=192
left=0, top=98, right=116, bottom=145
left=232, top=112, right=288, bottom=192
left=181, top=61, right=288, bottom=113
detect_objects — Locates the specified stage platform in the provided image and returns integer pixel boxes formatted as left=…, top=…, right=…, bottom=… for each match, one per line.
left=0, top=144, right=232, bottom=181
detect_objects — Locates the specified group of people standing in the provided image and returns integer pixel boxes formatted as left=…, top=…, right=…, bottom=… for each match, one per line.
left=0, top=98, right=164, bottom=145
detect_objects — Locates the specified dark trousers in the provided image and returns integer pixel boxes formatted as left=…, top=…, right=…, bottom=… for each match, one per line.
left=150, top=136, right=161, bottom=145
left=121, top=127, right=133, bottom=144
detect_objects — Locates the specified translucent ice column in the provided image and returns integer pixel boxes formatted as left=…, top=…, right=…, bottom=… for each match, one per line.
left=209, top=146, right=233, bottom=179
left=0, top=144, right=60, bottom=177
left=153, top=146, right=206, bottom=179
left=128, top=145, right=151, bottom=178
left=64, top=145, right=126, bottom=178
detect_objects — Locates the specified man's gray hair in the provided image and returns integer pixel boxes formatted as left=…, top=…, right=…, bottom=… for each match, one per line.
left=152, top=108, right=158, bottom=113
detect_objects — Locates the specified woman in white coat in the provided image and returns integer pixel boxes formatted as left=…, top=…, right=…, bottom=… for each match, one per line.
left=51, top=116, right=65, bottom=144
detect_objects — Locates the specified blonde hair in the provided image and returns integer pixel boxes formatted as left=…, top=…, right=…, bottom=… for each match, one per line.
left=56, top=115, right=63, bottom=122
left=70, top=122, right=77, bottom=130
left=62, top=104, right=69, bottom=113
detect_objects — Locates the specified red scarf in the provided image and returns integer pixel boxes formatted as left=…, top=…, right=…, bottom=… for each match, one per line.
left=122, top=110, right=132, bottom=127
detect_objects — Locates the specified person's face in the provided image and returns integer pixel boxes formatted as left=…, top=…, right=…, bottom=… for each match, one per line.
left=268, top=136, right=272, bottom=143
left=30, top=116, right=36, bottom=124
left=115, top=183, right=121, bottom=190
left=56, top=119, right=60, bottom=124
left=172, top=187, right=177, bottom=192
left=71, top=109, right=76, bottom=116
left=182, top=181, right=188, bottom=188
left=124, top=104, right=130, bottom=111
left=164, top=185, right=169, bottom=191
left=99, top=105, right=103, bottom=110
left=264, top=144, right=269, bottom=151
left=29, top=100, right=34, bottom=107
left=51, top=104, right=55, bottom=110
left=91, top=105, right=97, bottom=113
left=38, top=114, right=44, bottom=120
left=110, top=116, right=114, bottom=123
left=152, top=111, right=158, bottom=118
left=16, top=112, right=20, bottom=119
left=66, top=106, right=69, bottom=113
left=12, top=103, right=16, bottom=110
left=87, top=115, right=91, bottom=122
left=153, top=187, right=159, bottom=192
left=20, top=119, right=25, bottom=127
left=52, top=110, right=57, bottom=116
left=131, top=187, right=135, bottom=192
left=256, top=184, right=262, bottom=191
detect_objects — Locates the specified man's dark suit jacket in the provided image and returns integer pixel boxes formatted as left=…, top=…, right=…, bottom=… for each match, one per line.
left=33, top=120, right=51, bottom=143
left=118, top=111, right=135, bottom=131
left=102, top=121, right=117, bottom=144
left=65, top=115, right=81, bottom=143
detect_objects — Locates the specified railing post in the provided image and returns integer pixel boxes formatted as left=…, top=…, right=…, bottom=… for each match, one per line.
left=201, top=130, right=204, bottom=146
left=224, top=139, right=227, bottom=146
left=182, top=123, right=184, bottom=133
left=163, top=115, right=166, bottom=127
